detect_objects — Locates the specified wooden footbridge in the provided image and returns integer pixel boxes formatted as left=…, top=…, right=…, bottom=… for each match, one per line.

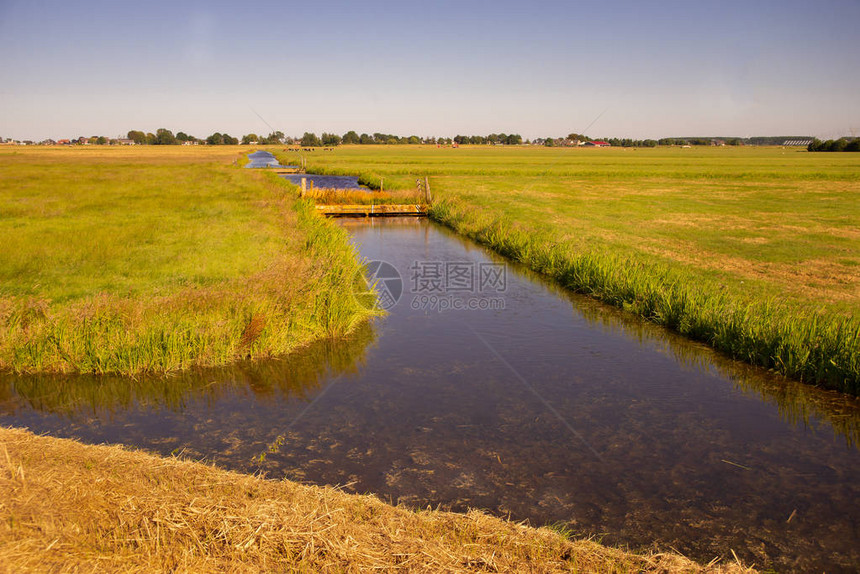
left=315, top=203, right=428, bottom=217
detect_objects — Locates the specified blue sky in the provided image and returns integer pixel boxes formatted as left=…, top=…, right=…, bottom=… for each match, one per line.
left=1, top=0, right=858, bottom=141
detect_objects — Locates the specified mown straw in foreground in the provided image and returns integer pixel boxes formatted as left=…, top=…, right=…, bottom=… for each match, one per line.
left=0, top=427, right=754, bottom=573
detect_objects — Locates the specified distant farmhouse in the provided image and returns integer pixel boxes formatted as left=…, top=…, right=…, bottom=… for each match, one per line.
left=583, top=140, right=611, bottom=147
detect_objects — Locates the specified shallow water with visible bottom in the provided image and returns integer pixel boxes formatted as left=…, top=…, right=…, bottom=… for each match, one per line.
left=278, top=174, right=368, bottom=190
left=2, top=218, right=858, bottom=572
left=244, top=150, right=291, bottom=168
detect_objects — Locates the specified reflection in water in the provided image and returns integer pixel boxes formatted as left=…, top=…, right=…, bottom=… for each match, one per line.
left=279, top=174, right=368, bottom=190
left=561, top=290, right=860, bottom=449
left=245, top=150, right=298, bottom=169
left=1, top=219, right=858, bottom=573
left=0, top=322, right=376, bottom=419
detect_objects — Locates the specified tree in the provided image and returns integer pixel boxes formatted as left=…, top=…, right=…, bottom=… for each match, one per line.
left=301, top=132, right=321, bottom=147
left=96, top=136, right=107, bottom=145
left=261, top=131, right=284, bottom=144
left=127, top=130, right=147, bottom=144
left=176, top=132, right=194, bottom=142
left=242, top=133, right=259, bottom=145
left=407, top=135, right=421, bottom=144
left=342, top=130, right=359, bottom=144
left=321, top=132, right=342, bottom=146
left=827, top=138, right=848, bottom=152
left=506, top=134, right=522, bottom=145
left=155, top=128, right=176, bottom=145
left=359, top=133, right=373, bottom=145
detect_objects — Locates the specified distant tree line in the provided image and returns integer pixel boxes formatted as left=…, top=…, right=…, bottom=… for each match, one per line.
left=241, top=132, right=285, bottom=145
left=453, top=134, right=523, bottom=145
left=126, top=129, right=199, bottom=145
left=293, top=131, right=523, bottom=147
left=538, top=135, right=744, bottom=147
left=656, top=137, right=742, bottom=146
left=126, top=129, right=293, bottom=146
left=807, top=138, right=860, bottom=152
left=47, top=129, right=848, bottom=150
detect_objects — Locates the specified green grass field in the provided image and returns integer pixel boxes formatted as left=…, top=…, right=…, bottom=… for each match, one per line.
left=295, top=145, right=860, bottom=393
left=0, top=146, right=372, bottom=374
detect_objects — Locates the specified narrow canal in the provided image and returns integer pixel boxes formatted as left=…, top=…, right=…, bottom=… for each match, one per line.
left=1, top=217, right=858, bottom=572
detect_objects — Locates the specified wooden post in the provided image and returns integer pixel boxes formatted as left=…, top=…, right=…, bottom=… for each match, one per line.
left=424, top=176, right=432, bottom=203
left=301, top=177, right=306, bottom=197
left=380, top=177, right=384, bottom=193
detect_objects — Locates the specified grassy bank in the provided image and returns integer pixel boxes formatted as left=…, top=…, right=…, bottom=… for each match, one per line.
left=299, top=145, right=860, bottom=394
left=0, top=427, right=752, bottom=573
left=0, top=146, right=372, bottom=375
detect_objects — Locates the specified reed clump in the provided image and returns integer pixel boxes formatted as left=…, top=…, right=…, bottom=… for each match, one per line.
left=298, top=186, right=425, bottom=206
left=0, top=426, right=755, bottom=573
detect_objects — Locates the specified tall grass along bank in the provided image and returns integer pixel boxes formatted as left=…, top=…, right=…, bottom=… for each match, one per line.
left=0, top=146, right=373, bottom=375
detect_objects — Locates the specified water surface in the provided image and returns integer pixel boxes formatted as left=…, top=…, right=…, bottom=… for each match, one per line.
left=2, top=218, right=858, bottom=572
left=244, top=150, right=296, bottom=169
left=279, top=174, right=368, bottom=190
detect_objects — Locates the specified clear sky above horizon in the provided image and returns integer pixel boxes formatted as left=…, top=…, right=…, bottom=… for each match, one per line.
left=1, top=0, right=858, bottom=141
